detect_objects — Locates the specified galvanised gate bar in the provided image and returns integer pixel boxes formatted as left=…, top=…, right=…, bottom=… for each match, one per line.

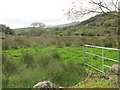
left=84, top=44, right=120, bottom=73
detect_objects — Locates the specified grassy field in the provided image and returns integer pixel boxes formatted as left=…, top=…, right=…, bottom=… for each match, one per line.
left=2, top=46, right=87, bottom=88
left=1, top=11, right=119, bottom=88
left=2, top=45, right=119, bottom=88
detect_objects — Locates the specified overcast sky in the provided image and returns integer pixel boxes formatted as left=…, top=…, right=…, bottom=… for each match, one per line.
left=0, top=0, right=119, bottom=29
left=0, top=0, right=76, bottom=29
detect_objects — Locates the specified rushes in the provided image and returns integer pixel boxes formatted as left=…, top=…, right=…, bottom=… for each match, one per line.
left=2, top=47, right=88, bottom=88
left=48, top=62, right=87, bottom=87
left=23, top=53, right=34, bottom=68
left=2, top=35, right=118, bottom=50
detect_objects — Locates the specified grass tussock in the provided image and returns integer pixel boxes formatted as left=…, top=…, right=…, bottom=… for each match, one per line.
left=2, top=48, right=88, bottom=88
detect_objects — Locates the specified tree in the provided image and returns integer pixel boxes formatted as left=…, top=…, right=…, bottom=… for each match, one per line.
left=29, top=22, right=46, bottom=36
left=67, top=0, right=120, bottom=19
left=31, top=22, right=45, bottom=28
left=0, top=24, right=14, bottom=35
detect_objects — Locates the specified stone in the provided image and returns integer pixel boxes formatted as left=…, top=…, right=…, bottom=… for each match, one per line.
left=107, top=64, right=120, bottom=75
left=33, top=81, right=57, bottom=88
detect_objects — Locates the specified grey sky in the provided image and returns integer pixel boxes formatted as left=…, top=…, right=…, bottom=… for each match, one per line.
left=1, top=0, right=118, bottom=29
left=0, top=0, right=76, bottom=29
left=0, top=0, right=98, bottom=29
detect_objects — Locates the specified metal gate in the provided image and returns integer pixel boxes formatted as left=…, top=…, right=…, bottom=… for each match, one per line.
left=84, top=44, right=120, bottom=73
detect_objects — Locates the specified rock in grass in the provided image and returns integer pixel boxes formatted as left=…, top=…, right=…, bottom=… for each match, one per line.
left=107, top=64, right=120, bottom=75
left=75, top=72, right=99, bottom=86
left=86, top=72, right=99, bottom=79
left=33, top=81, right=57, bottom=88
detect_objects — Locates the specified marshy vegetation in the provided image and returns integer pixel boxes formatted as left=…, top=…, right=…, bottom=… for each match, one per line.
left=1, top=12, right=119, bottom=88
left=2, top=46, right=88, bottom=88
left=2, top=36, right=118, bottom=88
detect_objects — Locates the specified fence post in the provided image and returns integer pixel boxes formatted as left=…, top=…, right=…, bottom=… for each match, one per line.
left=84, top=45, right=86, bottom=66
left=102, top=48, right=104, bottom=72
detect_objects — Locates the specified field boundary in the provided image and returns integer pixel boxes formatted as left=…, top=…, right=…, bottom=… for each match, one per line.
left=84, top=44, right=120, bottom=74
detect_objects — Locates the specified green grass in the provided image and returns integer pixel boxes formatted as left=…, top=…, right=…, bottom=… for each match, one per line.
left=2, top=46, right=88, bottom=88
left=3, top=46, right=85, bottom=64
left=72, top=74, right=119, bottom=88
left=2, top=45, right=119, bottom=88
left=72, top=79, right=112, bottom=88
left=1, top=11, right=119, bottom=88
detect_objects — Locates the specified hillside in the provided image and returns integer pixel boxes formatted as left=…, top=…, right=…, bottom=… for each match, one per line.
left=14, top=12, right=118, bottom=37
left=48, top=12, right=118, bottom=36
left=14, top=22, right=79, bottom=31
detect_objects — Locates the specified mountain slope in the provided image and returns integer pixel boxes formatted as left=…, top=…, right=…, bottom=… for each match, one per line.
left=49, top=12, right=118, bottom=36
left=16, top=12, right=118, bottom=36
left=46, top=22, right=80, bottom=28
left=13, top=22, right=79, bottom=30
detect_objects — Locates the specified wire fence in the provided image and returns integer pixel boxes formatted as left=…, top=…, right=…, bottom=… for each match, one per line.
left=84, top=44, right=120, bottom=74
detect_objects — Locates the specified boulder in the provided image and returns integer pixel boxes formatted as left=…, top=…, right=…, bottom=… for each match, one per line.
left=33, top=81, right=57, bottom=88
left=107, top=64, right=120, bottom=75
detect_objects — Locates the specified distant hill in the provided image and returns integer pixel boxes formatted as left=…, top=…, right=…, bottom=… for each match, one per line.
left=46, top=22, right=80, bottom=28
left=49, top=12, right=118, bottom=36
left=13, top=22, right=80, bottom=31
left=15, top=12, right=118, bottom=36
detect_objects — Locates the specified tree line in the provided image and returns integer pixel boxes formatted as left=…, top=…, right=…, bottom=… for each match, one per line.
left=0, top=24, right=14, bottom=35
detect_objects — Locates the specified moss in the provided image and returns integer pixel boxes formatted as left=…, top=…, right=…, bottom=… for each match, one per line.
left=73, top=80, right=111, bottom=88
left=71, top=73, right=118, bottom=88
